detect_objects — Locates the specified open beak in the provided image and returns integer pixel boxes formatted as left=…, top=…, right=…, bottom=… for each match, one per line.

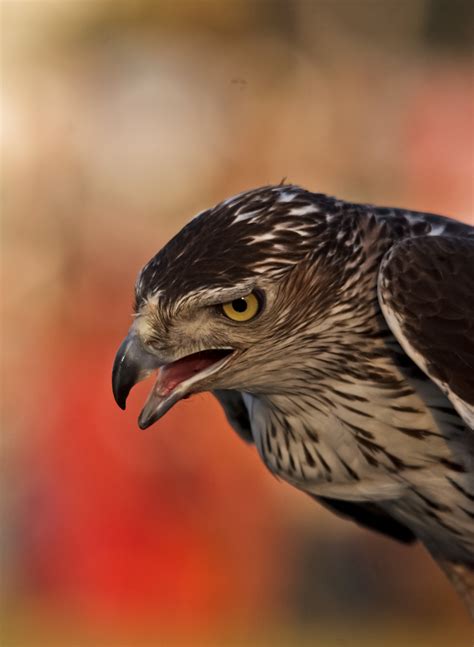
left=112, top=330, right=235, bottom=429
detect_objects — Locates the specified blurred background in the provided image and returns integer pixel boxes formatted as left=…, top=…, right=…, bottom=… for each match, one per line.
left=1, top=1, right=473, bottom=645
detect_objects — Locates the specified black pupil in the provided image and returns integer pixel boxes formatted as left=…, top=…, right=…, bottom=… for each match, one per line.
left=232, top=298, right=248, bottom=313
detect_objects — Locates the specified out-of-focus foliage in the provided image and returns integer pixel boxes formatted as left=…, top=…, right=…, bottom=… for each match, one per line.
left=1, top=1, right=473, bottom=645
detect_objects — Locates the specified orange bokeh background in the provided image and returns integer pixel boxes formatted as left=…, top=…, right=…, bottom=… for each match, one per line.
left=2, top=2, right=473, bottom=645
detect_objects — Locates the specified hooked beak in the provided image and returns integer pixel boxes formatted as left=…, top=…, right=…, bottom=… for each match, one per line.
left=112, top=331, right=161, bottom=410
left=112, top=330, right=236, bottom=429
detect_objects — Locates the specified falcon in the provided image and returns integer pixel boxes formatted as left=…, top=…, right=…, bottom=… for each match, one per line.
left=112, top=185, right=474, bottom=613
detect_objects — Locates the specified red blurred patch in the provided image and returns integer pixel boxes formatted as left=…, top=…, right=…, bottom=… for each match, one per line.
left=20, top=327, right=284, bottom=629
left=404, top=68, right=474, bottom=221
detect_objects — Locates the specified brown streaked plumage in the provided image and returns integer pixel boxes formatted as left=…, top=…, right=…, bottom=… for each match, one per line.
left=112, top=184, right=474, bottom=615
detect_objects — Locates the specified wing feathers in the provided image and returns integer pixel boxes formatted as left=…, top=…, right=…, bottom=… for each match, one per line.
left=316, top=496, right=416, bottom=544
left=378, top=235, right=474, bottom=427
left=213, top=389, right=254, bottom=443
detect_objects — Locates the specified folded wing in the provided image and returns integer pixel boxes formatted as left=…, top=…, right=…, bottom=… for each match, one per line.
left=378, top=235, right=474, bottom=429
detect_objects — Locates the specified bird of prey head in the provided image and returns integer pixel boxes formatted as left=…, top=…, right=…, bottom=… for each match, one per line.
left=113, top=184, right=474, bottom=615
left=113, top=185, right=354, bottom=428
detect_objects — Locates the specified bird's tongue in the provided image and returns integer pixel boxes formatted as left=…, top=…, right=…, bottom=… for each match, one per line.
left=155, top=349, right=231, bottom=397
left=138, top=348, right=233, bottom=430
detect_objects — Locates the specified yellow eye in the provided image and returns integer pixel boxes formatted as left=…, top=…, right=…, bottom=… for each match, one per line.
left=221, top=292, right=261, bottom=322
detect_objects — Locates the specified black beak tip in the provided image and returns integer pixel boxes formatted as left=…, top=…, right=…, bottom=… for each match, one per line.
left=112, top=330, right=161, bottom=417
left=115, top=395, right=127, bottom=411
left=112, top=371, right=129, bottom=410
left=112, top=341, right=134, bottom=410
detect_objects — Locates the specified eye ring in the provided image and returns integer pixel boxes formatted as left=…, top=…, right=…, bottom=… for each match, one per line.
left=221, top=291, right=262, bottom=322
